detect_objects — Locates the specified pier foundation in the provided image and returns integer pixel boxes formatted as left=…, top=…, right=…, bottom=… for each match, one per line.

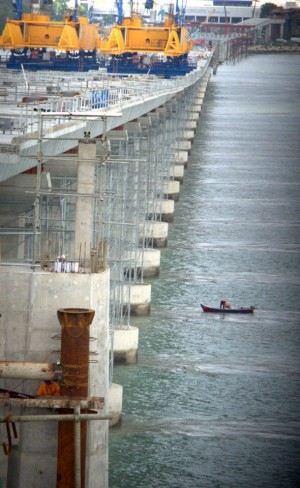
left=113, top=326, right=139, bottom=364
left=137, top=249, right=161, bottom=278
left=108, top=384, right=123, bottom=427
left=0, top=268, right=110, bottom=488
left=123, top=283, right=151, bottom=316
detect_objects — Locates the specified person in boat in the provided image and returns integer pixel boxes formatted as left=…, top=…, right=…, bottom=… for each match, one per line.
left=220, top=300, right=231, bottom=309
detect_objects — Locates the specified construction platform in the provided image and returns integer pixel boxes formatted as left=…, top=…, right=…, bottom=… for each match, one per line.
left=0, top=55, right=211, bottom=182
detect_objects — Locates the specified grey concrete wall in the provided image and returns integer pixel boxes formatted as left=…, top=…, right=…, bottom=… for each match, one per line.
left=0, top=266, right=110, bottom=488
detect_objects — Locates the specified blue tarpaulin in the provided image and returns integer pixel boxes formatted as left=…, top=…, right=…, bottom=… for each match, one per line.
left=91, top=90, right=109, bottom=108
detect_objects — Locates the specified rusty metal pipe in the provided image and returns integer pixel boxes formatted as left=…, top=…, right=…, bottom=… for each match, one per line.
left=0, top=362, right=60, bottom=380
left=56, top=308, right=95, bottom=488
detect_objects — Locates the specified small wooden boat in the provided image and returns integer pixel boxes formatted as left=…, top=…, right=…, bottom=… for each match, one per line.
left=201, top=304, right=255, bottom=314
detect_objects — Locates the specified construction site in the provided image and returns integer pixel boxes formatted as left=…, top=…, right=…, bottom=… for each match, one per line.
left=0, top=0, right=275, bottom=486
left=0, top=48, right=212, bottom=486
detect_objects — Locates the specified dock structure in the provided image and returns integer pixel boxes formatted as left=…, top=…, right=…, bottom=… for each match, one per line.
left=191, top=19, right=273, bottom=65
left=0, top=57, right=211, bottom=488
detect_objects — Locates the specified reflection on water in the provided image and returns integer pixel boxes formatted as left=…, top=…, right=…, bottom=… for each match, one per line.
left=109, top=55, right=300, bottom=488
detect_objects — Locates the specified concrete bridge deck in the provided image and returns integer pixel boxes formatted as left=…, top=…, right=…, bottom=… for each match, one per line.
left=0, top=57, right=210, bottom=182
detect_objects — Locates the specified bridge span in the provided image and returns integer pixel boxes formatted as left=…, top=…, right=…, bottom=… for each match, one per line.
left=0, top=57, right=211, bottom=488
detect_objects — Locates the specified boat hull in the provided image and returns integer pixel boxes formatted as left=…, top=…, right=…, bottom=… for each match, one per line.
left=201, top=304, right=255, bottom=314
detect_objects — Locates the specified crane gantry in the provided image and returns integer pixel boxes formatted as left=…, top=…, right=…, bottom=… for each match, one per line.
left=0, top=0, right=195, bottom=75
left=99, top=0, right=193, bottom=58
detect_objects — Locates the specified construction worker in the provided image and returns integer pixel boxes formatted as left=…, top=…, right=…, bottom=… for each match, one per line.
left=36, top=380, right=60, bottom=396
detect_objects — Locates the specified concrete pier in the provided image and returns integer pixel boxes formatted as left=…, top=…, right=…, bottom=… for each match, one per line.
left=186, top=121, right=197, bottom=129
left=140, top=249, right=161, bottom=278
left=123, top=283, right=151, bottom=316
left=144, top=221, right=169, bottom=248
left=177, top=150, right=189, bottom=167
left=182, top=130, right=195, bottom=141
left=0, top=268, right=110, bottom=488
left=108, top=383, right=123, bottom=427
left=189, top=111, right=201, bottom=121
left=159, top=199, right=175, bottom=223
left=163, top=180, right=181, bottom=202
left=171, top=165, right=184, bottom=184
left=113, top=326, right=139, bottom=364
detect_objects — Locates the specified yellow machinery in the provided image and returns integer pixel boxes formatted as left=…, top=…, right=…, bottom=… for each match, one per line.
left=99, top=8, right=193, bottom=58
left=0, top=0, right=100, bottom=53
left=0, top=0, right=195, bottom=75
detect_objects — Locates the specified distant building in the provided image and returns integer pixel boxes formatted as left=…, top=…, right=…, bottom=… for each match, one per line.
left=269, top=7, right=300, bottom=39
left=184, top=0, right=259, bottom=24
left=79, top=0, right=115, bottom=23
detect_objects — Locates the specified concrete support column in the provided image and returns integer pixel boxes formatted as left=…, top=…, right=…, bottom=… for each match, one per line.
left=193, top=102, right=203, bottom=110
left=200, top=85, right=208, bottom=93
left=171, top=165, right=184, bottom=184
left=186, top=121, right=197, bottom=130
left=113, top=326, right=139, bottom=364
left=184, top=130, right=195, bottom=140
left=139, top=248, right=161, bottom=278
left=144, top=221, right=168, bottom=248
left=122, top=282, right=151, bottom=316
left=108, top=383, right=123, bottom=427
left=74, top=140, right=96, bottom=259
left=146, top=199, right=174, bottom=223
left=178, top=140, right=192, bottom=151
left=163, top=180, right=180, bottom=202
left=159, top=199, right=175, bottom=222
left=176, top=150, right=189, bottom=167
left=189, top=112, right=200, bottom=121
left=0, top=269, right=110, bottom=488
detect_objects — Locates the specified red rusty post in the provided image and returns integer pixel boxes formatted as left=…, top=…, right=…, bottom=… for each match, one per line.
left=56, top=308, right=95, bottom=488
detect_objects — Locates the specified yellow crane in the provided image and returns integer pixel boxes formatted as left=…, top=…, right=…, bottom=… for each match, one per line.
left=99, top=0, right=193, bottom=58
left=0, top=0, right=195, bottom=75
left=0, top=0, right=100, bottom=54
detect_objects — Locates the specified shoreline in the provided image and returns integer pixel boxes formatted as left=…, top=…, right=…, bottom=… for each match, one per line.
left=247, top=44, right=300, bottom=54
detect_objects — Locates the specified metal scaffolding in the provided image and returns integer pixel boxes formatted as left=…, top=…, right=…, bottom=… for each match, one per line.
left=0, top=62, right=212, bottom=382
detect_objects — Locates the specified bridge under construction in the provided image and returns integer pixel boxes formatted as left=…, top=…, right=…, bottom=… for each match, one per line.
left=0, top=54, right=212, bottom=488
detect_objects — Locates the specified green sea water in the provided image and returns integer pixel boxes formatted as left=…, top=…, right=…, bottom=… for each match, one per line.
left=108, top=54, right=300, bottom=488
